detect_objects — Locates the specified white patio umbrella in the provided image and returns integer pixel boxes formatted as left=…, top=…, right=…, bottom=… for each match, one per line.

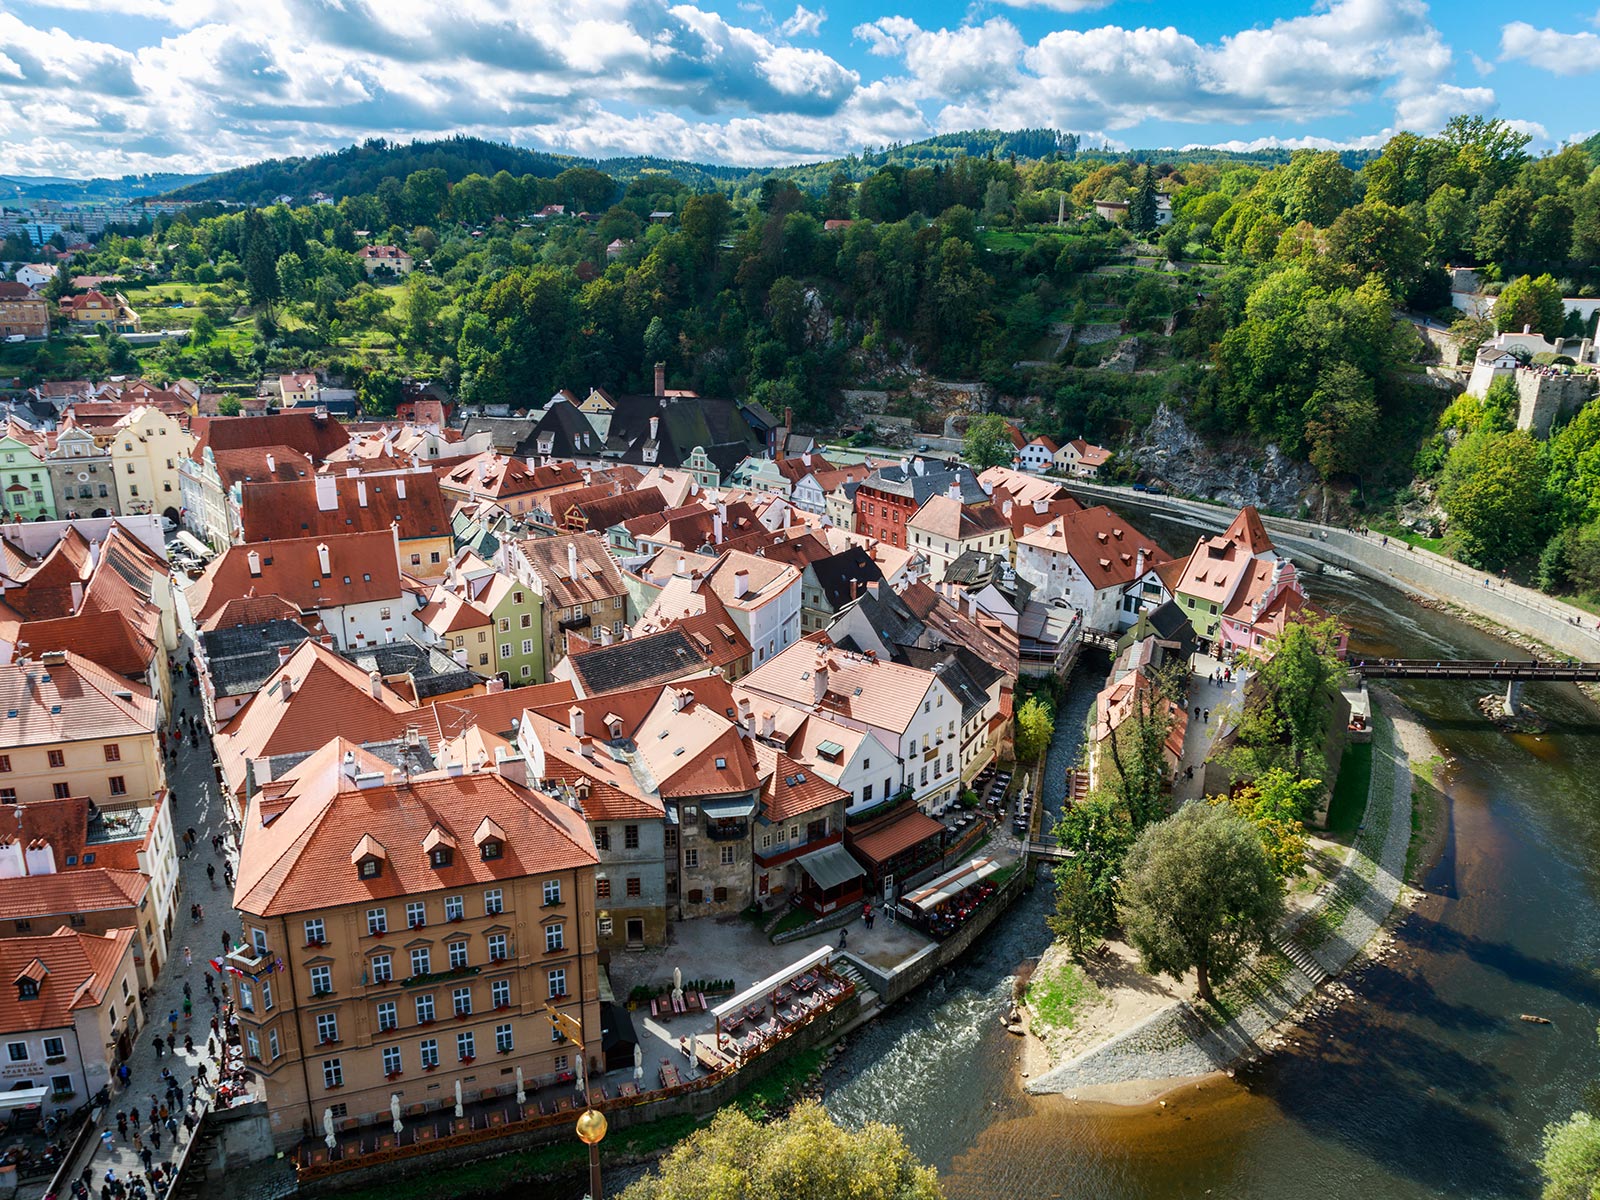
left=454, top=1079, right=464, bottom=1118
left=514, top=1066, right=525, bottom=1105
left=574, top=1057, right=585, bottom=1096
left=390, top=1094, right=403, bottom=1135
left=322, top=1107, right=337, bottom=1150
left=672, top=966, right=683, bottom=1005
left=633, top=1043, right=643, bottom=1082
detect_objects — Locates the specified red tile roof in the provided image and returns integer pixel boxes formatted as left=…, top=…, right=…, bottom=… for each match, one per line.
left=848, top=811, right=945, bottom=863
left=0, top=651, right=155, bottom=746
left=0, top=868, right=148, bottom=919
left=241, top=472, right=449, bottom=542
left=12, top=610, right=154, bottom=677
left=190, top=411, right=350, bottom=466
left=756, top=744, right=849, bottom=822
left=0, top=928, right=136, bottom=1033
left=189, top=530, right=402, bottom=623
left=1019, top=505, right=1170, bottom=589
left=211, top=446, right=313, bottom=490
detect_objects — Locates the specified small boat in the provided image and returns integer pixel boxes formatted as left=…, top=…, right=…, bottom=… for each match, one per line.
left=1519, top=1014, right=1552, bottom=1025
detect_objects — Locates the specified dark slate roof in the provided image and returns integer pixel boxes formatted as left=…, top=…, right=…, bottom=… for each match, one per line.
left=288, top=398, right=358, bottom=417
left=740, top=398, right=781, bottom=431
left=600, top=395, right=762, bottom=473
left=464, top=414, right=539, bottom=452
left=897, top=645, right=997, bottom=723
left=1146, top=599, right=1194, bottom=642
left=344, top=638, right=478, bottom=700
left=200, top=619, right=313, bottom=698
left=942, top=548, right=1033, bottom=608
left=850, top=589, right=926, bottom=649
left=568, top=629, right=706, bottom=696
left=865, top=460, right=987, bottom=506
left=517, top=400, right=599, bottom=459
left=809, top=547, right=885, bottom=612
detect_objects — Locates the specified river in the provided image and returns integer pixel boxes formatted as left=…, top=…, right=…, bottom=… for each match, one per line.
left=821, top=559, right=1600, bottom=1199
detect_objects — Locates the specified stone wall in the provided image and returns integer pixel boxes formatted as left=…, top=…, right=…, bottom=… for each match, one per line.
left=1516, top=371, right=1597, bottom=438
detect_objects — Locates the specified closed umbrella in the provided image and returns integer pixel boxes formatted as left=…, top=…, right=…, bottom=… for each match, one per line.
left=633, top=1043, right=643, bottom=1082
left=574, top=1057, right=585, bottom=1097
left=672, top=966, right=683, bottom=1005
left=322, top=1107, right=336, bottom=1150
left=454, top=1079, right=464, bottom=1118
left=514, top=1066, right=525, bottom=1106
left=390, top=1094, right=403, bottom=1135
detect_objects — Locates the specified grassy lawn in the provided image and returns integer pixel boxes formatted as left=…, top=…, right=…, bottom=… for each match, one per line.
left=1324, top=741, right=1372, bottom=836
left=768, top=906, right=814, bottom=939
left=1024, top=957, right=1097, bottom=1034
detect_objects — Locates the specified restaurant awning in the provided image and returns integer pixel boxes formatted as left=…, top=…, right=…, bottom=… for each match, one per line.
left=848, top=811, right=946, bottom=864
left=904, top=857, right=1004, bottom=911
left=795, top=843, right=867, bottom=892
left=712, top=945, right=833, bottom=1022
left=0, top=1085, right=50, bottom=1112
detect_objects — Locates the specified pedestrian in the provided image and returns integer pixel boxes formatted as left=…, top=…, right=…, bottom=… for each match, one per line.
left=132, top=1131, right=142, bottom=1154
left=184, top=1035, right=194, bottom=1055
left=139, top=1147, right=152, bottom=1173
left=838, top=928, right=848, bottom=949
left=203, top=974, right=214, bottom=997
left=118, top=1063, right=130, bottom=1088
left=194, top=903, right=203, bottom=922
left=182, top=1112, right=195, bottom=1136
left=150, top=1127, right=161, bottom=1153
left=182, top=982, right=191, bottom=1001
left=116, top=1112, right=128, bottom=1139
left=182, top=946, right=192, bottom=968
left=188, top=903, right=197, bottom=923
left=195, top=1062, right=207, bottom=1083
left=206, top=864, right=215, bottom=887
left=1203, top=709, right=1210, bottom=722
left=158, top=1103, right=168, bottom=1123
left=209, top=1016, right=219, bottom=1039
left=151, top=1036, right=163, bottom=1059
left=100, top=1131, right=115, bottom=1156
left=219, top=930, right=230, bottom=953
left=182, top=997, right=192, bottom=1019
left=210, top=994, right=220, bottom=1016
left=168, top=1009, right=178, bottom=1036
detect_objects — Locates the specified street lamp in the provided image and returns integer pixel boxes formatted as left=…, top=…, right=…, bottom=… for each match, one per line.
left=575, top=1106, right=607, bottom=1199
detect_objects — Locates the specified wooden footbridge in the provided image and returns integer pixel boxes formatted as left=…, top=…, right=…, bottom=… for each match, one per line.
left=1351, top=658, right=1600, bottom=713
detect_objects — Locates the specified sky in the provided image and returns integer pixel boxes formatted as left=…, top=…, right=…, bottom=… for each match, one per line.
left=0, top=0, right=1597, bottom=179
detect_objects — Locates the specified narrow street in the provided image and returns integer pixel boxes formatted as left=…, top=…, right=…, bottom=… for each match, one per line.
left=44, top=593, right=247, bottom=1200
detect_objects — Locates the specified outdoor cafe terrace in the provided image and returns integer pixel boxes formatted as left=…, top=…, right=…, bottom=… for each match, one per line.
left=291, top=949, right=855, bottom=1182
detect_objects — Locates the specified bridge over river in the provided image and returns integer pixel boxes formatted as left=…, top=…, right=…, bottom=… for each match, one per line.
left=1350, top=658, right=1600, bottom=713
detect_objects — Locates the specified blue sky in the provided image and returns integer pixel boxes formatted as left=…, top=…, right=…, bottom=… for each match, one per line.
left=0, top=0, right=1595, bottom=178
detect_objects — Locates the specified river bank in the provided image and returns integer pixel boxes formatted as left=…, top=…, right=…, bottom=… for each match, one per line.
left=1021, top=692, right=1429, bottom=1104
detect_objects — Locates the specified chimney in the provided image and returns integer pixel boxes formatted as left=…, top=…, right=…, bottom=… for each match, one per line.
left=341, top=750, right=358, bottom=782
left=649, top=415, right=660, bottom=442
left=599, top=624, right=612, bottom=646
left=948, top=480, right=961, bottom=503
left=396, top=477, right=407, bottom=500
left=315, top=403, right=328, bottom=421
left=676, top=554, right=687, bottom=576
left=812, top=652, right=829, bottom=704
left=713, top=513, right=723, bottom=544
left=247, top=550, right=262, bottom=577
left=368, top=669, right=382, bottom=700
left=88, top=540, right=100, bottom=569
left=314, top=474, right=338, bottom=512
left=866, top=579, right=882, bottom=601
left=654, top=361, right=666, bottom=398
left=281, top=675, right=294, bottom=700
left=266, top=453, right=276, bottom=473
left=733, top=569, right=749, bottom=599
left=569, top=705, right=585, bottom=739
left=1136, top=547, right=1147, bottom=577
left=276, top=644, right=294, bottom=663
left=567, top=542, right=579, bottom=580
left=316, top=543, right=331, bottom=576
left=802, top=452, right=811, bottom=467
left=356, top=479, right=368, bottom=508
left=737, top=696, right=753, bottom=724
left=68, top=580, right=83, bottom=612
left=784, top=406, right=793, bottom=430
left=493, top=748, right=529, bottom=788
left=758, top=709, right=775, bottom=738
left=913, top=458, right=925, bottom=476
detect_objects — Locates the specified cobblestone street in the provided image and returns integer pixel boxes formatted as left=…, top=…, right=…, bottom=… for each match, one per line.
left=43, top=597, right=255, bottom=1199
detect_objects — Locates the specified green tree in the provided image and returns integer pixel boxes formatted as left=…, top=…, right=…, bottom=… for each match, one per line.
left=1049, top=792, right=1134, bottom=956
left=963, top=413, right=1016, bottom=470
left=1278, top=151, right=1355, bottom=228
left=1099, top=669, right=1179, bottom=832
left=1014, top=694, right=1055, bottom=765
left=1233, top=617, right=1346, bottom=778
left=1495, top=273, right=1565, bottom=340
left=1324, top=200, right=1426, bottom=298
left=188, top=312, right=216, bottom=347
left=1127, top=166, right=1158, bottom=233
left=1208, top=768, right=1322, bottom=876
left=274, top=251, right=306, bottom=303
left=619, top=1100, right=942, bottom=1200
left=358, top=365, right=404, bottom=415
left=1118, top=805, right=1284, bottom=1004
left=215, top=396, right=242, bottom=416
left=1438, top=428, right=1549, bottom=569
left=1424, top=184, right=1473, bottom=262
left=1302, top=362, right=1380, bottom=482
left=240, top=209, right=280, bottom=309
left=399, top=272, right=440, bottom=351
left=1541, top=1110, right=1600, bottom=1200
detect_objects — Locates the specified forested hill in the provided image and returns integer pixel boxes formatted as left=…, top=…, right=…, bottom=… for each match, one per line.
left=163, top=130, right=1351, bottom=207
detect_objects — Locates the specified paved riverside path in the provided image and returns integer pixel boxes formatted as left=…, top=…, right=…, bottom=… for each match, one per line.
left=46, top=623, right=249, bottom=1199
left=1027, top=701, right=1415, bottom=1095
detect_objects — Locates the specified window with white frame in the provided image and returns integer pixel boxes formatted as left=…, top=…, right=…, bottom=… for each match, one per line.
left=376, top=1001, right=397, bottom=1031
left=542, top=879, right=561, bottom=906
left=367, top=908, right=387, bottom=935
left=309, top=966, right=331, bottom=995
left=406, top=901, right=426, bottom=928
left=495, top=1023, right=513, bottom=1053
left=419, top=1039, right=438, bottom=1069
left=457, top=1031, right=475, bottom=1061
left=452, top=986, right=472, bottom=1017
left=414, top=994, right=435, bottom=1023
left=316, top=1013, right=338, bottom=1044
left=382, top=1046, right=402, bottom=1075
left=303, top=918, right=325, bottom=945
left=262, top=979, right=274, bottom=1010
left=371, top=954, right=392, bottom=983
left=487, top=932, right=507, bottom=961
left=484, top=888, right=503, bottom=915
left=444, top=895, right=464, bottom=921
left=322, top=1059, right=343, bottom=1089
left=246, top=1030, right=260, bottom=1060
left=410, top=948, right=430, bottom=976
left=448, top=941, right=468, bottom=970
left=42, top=1037, right=63, bottom=1060
left=544, top=923, right=564, bottom=953
left=268, top=1028, right=281, bottom=1060
left=547, top=968, right=566, bottom=998
left=491, top=978, right=510, bottom=1008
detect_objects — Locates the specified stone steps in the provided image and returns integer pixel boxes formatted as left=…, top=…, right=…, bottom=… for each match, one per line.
left=1275, top=936, right=1330, bottom=988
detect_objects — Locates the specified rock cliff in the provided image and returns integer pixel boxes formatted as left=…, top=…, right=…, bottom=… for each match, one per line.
left=1129, top=402, right=1317, bottom=514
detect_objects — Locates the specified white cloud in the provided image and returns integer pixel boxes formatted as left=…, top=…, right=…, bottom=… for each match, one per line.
left=992, top=0, right=1113, bottom=10
left=779, top=4, right=825, bottom=36
left=1469, top=52, right=1494, bottom=75
left=1499, top=22, right=1600, bottom=76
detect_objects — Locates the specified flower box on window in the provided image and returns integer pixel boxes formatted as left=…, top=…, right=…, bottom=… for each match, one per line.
left=458, top=1055, right=474, bottom=1064
left=417, top=1018, right=435, bottom=1027
left=318, top=1037, right=338, bottom=1046
left=385, top=1070, right=402, bottom=1081
left=493, top=1002, right=509, bottom=1012
left=305, top=937, right=326, bottom=948
left=448, top=916, right=464, bottom=924
left=311, top=987, right=333, bottom=998
left=325, top=1083, right=342, bottom=1091
left=496, top=1046, right=512, bottom=1055
left=44, top=1055, right=66, bottom=1065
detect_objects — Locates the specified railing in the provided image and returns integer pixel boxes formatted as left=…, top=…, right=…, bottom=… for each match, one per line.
left=703, top=821, right=748, bottom=842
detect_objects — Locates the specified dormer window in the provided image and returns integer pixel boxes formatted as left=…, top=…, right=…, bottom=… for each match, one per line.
left=17, top=980, right=37, bottom=1000
left=358, top=858, right=381, bottom=879
left=481, top=840, right=501, bottom=861
left=350, top=833, right=387, bottom=880
left=430, top=847, right=453, bottom=868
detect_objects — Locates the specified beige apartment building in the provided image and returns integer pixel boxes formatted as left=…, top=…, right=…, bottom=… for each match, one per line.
left=230, top=742, right=602, bottom=1147
left=0, top=652, right=164, bottom=807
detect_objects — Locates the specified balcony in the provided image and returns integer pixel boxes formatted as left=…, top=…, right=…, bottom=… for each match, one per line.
left=704, top=819, right=748, bottom=842
left=402, top=964, right=480, bottom=989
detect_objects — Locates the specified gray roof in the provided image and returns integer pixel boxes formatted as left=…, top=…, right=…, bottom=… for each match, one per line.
left=569, top=629, right=706, bottom=696
left=199, top=619, right=313, bottom=698
left=344, top=638, right=479, bottom=701
left=849, top=589, right=926, bottom=649
left=897, top=645, right=1000, bottom=723
left=808, top=547, right=884, bottom=612
left=463, top=414, right=539, bottom=452
left=865, top=460, right=987, bottom=506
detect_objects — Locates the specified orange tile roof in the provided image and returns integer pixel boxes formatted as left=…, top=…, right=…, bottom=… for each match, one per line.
left=13, top=609, right=154, bottom=678
left=0, top=868, right=148, bottom=919
left=240, top=472, right=449, bottom=542
left=235, top=766, right=597, bottom=917
left=755, top=744, right=849, bottom=822
left=740, top=636, right=938, bottom=736
left=0, top=928, right=136, bottom=1033
left=189, top=530, right=401, bottom=622
left=0, top=650, right=155, bottom=746
left=848, top=811, right=945, bottom=863
left=1068, top=438, right=1112, bottom=466
left=908, top=495, right=1010, bottom=541
left=212, top=446, right=313, bottom=490
left=1019, top=505, right=1170, bottom=589
left=190, top=411, right=350, bottom=465
left=515, top=532, right=626, bottom=610
left=429, top=682, right=576, bottom=742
